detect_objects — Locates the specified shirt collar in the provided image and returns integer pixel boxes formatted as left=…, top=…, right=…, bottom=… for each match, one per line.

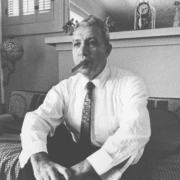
left=80, top=65, right=109, bottom=89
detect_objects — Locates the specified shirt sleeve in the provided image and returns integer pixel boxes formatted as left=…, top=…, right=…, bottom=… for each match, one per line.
left=19, top=83, right=67, bottom=168
left=87, top=76, right=151, bottom=176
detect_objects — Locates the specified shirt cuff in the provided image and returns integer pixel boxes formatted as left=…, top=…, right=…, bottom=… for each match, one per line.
left=87, top=148, right=113, bottom=175
left=19, top=141, right=48, bottom=168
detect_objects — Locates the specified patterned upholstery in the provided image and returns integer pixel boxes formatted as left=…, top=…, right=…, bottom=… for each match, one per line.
left=3, top=90, right=46, bottom=134
left=8, top=90, right=46, bottom=120
left=0, top=134, right=21, bottom=180
left=146, top=154, right=180, bottom=180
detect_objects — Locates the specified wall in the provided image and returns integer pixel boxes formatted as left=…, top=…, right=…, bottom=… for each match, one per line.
left=3, top=33, right=60, bottom=106
left=70, top=0, right=107, bottom=20
left=109, top=42, right=180, bottom=98
left=1, top=0, right=71, bottom=110
left=2, top=0, right=67, bottom=108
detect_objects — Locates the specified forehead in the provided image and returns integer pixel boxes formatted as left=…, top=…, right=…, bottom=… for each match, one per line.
left=73, top=25, right=103, bottom=42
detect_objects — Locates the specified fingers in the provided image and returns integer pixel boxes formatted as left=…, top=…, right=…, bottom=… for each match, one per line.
left=33, top=162, right=73, bottom=180
left=49, top=170, right=66, bottom=180
left=55, top=165, right=73, bottom=180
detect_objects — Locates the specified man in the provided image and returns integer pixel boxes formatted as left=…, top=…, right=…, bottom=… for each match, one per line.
left=19, top=15, right=151, bottom=180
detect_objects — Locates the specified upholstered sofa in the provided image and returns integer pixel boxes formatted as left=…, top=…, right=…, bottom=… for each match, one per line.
left=1, top=90, right=180, bottom=180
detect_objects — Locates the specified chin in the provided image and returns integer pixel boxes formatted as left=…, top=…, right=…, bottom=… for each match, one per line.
left=81, top=69, right=92, bottom=78
left=81, top=70, right=89, bottom=76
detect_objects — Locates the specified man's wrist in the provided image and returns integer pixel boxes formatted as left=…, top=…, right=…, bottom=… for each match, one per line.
left=30, top=152, right=49, bottom=165
left=69, top=159, right=100, bottom=179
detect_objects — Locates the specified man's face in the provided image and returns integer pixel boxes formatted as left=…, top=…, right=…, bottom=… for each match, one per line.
left=72, top=25, right=111, bottom=80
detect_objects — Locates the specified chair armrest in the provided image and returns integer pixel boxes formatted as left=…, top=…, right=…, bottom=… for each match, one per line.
left=0, top=114, right=15, bottom=132
left=0, top=114, right=15, bottom=122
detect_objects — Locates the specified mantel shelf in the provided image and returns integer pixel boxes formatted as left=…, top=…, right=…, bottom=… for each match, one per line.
left=45, top=27, right=180, bottom=47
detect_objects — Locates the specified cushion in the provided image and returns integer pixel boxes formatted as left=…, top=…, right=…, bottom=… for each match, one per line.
left=145, top=108, right=180, bottom=159
left=4, top=90, right=46, bottom=134
left=0, top=114, right=15, bottom=122
left=3, top=121, right=23, bottom=134
left=144, top=108, right=180, bottom=180
left=8, top=90, right=46, bottom=120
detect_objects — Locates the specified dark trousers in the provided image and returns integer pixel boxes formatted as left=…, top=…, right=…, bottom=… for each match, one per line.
left=22, top=124, right=146, bottom=180
left=47, top=124, right=86, bottom=167
left=47, top=125, right=147, bottom=179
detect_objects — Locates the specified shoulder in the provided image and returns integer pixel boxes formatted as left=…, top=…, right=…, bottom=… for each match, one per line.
left=108, top=65, right=144, bottom=83
left=59, top=73, right=82, bottom=88
left=107, top=65, right=147, bottom=92
left=48, top=73, right=83, bottom=97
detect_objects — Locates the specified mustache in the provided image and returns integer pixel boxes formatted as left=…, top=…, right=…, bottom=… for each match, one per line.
left=71, top=60, right=89, bottom=73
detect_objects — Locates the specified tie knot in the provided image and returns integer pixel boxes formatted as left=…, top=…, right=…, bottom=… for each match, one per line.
left=86, top=82, right=94, bottom=91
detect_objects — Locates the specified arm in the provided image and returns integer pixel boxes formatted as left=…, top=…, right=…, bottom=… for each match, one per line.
left=20, top=84, right=72, bottom=180
left=87, top=76, right=151, bottom=178
left=69, top=158, right=129, bottom=180
left=19, top=83, right=67, bottom=167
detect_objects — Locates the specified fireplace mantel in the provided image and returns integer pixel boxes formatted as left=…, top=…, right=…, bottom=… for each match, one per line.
left=45, top=28, right=180, bottom=98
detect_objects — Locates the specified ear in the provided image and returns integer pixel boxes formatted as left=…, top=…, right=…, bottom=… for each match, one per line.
left=106, top=44, right=112, bottom=57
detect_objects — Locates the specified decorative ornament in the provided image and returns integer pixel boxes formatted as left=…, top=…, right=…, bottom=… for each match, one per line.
left=1, top=37, right=24, bottom=64
left=134, top=0, right=156, bottom=30
left=1, top=36, right=24, bottom=86
left=62, top=18, right=75, bottom=35
left=173, top=1, right=180, bottom=27
left=105, top=16, right=116, bottom=32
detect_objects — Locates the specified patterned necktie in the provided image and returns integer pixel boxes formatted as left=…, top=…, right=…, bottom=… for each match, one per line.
left=79, top=81, right=95, bottom=159
left=79, top=82, right=102, bottom=180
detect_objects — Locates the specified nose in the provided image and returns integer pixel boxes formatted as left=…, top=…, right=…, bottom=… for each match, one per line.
left=78, top=43, right=89, bottom=57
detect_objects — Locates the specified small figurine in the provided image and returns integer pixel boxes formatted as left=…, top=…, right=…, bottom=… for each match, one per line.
left=173, top=1, right=180, bottom=27
left=62, top=18, right=75, bottom=35
left=105, top=16, right=111, bottom=30
left=75, top=20, right=79, bottom=28
left=109, top=21, right=116, bottom=32
left=105, top=16, right=116, bottom=32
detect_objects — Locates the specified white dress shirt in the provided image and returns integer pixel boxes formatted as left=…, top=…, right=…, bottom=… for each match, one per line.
left=19, top=65, right=151, bottom=180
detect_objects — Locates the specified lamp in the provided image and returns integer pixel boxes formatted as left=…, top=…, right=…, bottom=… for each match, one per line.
left=1, top=36, right=24, bottom=86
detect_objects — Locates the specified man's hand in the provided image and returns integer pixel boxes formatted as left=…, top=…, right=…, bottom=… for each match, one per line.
left=69, top=159, right=101, bottom=180
left=30, top=152, right=73, bottom=180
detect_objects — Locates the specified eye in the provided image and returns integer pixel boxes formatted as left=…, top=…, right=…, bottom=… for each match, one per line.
left=89, top=40, right=98, bottom=46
